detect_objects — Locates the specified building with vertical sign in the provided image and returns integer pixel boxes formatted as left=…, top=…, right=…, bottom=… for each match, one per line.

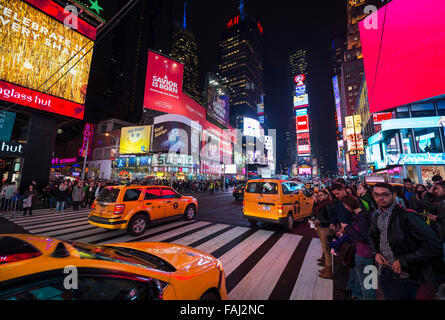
left=218, top=2, right=264, bottom=129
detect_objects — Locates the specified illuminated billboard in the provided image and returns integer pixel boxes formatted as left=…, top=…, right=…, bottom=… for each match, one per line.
left=293, top=93, right=309, bottom=108
left=297, top=132, right=311, bottom=155
left=345, top=115, right=364, bottom=154
left=296, top=108, right=309, bottom=133
left=120, top=126, right=151, bottom=155
left=0, top=0, right=96, bottom=119
left=359, top=0, right=445, bottom=113
left=332, top=76, right=342, bottom=134
left=244, top=117, right=260, bottom=138
left=207, top=94, right=229, bottom=127
left=143, top=51, right=184, bottom=114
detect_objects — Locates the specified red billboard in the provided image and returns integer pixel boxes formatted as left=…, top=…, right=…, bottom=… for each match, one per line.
left=297, top=132, right=311, bottom=155
left=143, top=51, right=184, bottom=114
left=296, top=111, right=309, bottom=133
left=359, top=0, right=445, bottom=113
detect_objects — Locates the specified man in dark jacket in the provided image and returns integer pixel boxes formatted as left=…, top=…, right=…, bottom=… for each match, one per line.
left=330, top=183, right=354, bottom=231
left=369, top=183, right=443, bottom=300
left=427, top=181, right=445, bottom=264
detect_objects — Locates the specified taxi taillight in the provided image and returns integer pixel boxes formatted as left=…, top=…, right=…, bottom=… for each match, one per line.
left=278, top=204, right=283, bottom=214
left=91, top=203, right=96, bottom=210
left=113, top=204, right=125, bottom=215
left=0, top=252, right=42, bottom=264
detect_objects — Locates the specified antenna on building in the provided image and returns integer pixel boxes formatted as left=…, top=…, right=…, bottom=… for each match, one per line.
left=239, top=0, right=246, bottom=21
left=183, top=0, right=187, bottom=29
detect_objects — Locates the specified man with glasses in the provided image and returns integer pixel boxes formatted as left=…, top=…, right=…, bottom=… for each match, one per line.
left=369, top=183, right=442, bottom=300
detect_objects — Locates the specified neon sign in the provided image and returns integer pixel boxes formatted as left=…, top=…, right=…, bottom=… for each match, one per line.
left=79, top=123, right=94, bottom=158
left=227, top=15, right=240, bottom=28
left=294, top=74, right=305, bottom=86
left=388, top=153, right=445, bottom=166
left=52, top=158, right=77, bottom=165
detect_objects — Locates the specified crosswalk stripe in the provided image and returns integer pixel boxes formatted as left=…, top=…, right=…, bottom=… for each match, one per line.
left=290, top=238, right=333, bottom=300
left=210, top=228, right=258, bottom=258
left=10, top=212, right=89, bottom=226
left=21, top=217, right=88, bottom=230
left=58, top=228, right=116, bottom=242
left=43, top=225, right=99, bottom=238
left=71, top=229, right=127, bottom=243
left=194, top=226, right=249, bottom=253
left=93, top=220, right=197, bottom=245
left=228, top=233, right=302, bottom=300
left=168, top=224, right=232, bottom=247
left=7, top=209, right=90, bottom=222
left=136, top=221, right=213, bottom=243
left=268, top=236, right=312, bottom=300
left=188, top=225, right=238, bottom=249
left=27, top=220, right=90, bottom=234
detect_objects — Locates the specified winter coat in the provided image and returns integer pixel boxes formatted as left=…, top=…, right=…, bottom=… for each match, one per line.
left=369, top=204, right=443, bottom=283
left=313, top=201, right=332, bottom=228
left=72, top=186, right=84, bottom=202
left=56, top=185, right=68, bottom=202
left=344, top=210, right=372, bottom=258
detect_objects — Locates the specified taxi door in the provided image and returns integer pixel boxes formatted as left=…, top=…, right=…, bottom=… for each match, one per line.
left=281, top=182, right=297, bottom=217
left=143, top=187, right=165, bottom=221
left=297, top=187, right=314, bottom=218
left=161, top=187, right=183, bottom=217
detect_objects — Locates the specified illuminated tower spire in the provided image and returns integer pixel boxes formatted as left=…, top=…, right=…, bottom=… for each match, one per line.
left=183, top=0, right=187, bottom=29
left=239, top=0, right=246, bottom=21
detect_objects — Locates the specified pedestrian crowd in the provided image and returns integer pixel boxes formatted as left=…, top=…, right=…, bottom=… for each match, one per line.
left=311, top=176, right=445, bottom=300
left=0, top=176, right=237, bottom=216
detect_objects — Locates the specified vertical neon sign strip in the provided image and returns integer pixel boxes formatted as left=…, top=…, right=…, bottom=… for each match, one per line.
left=79, top=123, right=94, bottom=157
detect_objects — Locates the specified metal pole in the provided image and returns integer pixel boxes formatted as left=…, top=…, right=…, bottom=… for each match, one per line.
left=81, top=138, right=89, bottom=182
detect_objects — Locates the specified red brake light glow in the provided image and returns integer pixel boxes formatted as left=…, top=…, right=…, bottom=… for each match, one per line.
left=113, top=204, right=125, bottom=214
left=0, top=252, right=42, bottom=264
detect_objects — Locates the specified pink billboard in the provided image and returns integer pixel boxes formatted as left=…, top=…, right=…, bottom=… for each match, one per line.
left=359, top=0, right=445, bottom=113
left=143, top=51, right=184, bottom=114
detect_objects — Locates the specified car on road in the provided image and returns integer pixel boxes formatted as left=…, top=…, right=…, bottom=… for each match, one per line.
left=89, top=185, right=198, bottom=236
left=243, top=179, right=314, bottom=231
left=233, top=183, right=246, bottom=200
left=0, top=234, right=227, bottom=300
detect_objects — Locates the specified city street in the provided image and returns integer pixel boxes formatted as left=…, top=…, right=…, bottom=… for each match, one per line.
left=0, top=190, right=332, bottom=300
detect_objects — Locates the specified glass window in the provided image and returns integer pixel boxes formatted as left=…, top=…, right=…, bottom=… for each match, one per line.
left=400, top=129, right=415, bottom=154
left=144, top=188, right=161, bottom=200
left=414, top=127, right=443, bottom=153
left=160, top=188, right=178, bottom=199
left=396, top=106, right=410, bottom=118
left=411, top=103, right=435, bottom=117
left=96, top=188, right=120, bottom=203
left=123, top=189, right=142, bottom=202
left=437, top=101, right=445, bottom=116
left=382, top=131, right=401, bottom=156
left=245, top=182, right=278, bottom=194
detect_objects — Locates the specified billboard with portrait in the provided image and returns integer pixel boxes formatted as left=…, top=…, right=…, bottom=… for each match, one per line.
left=207, top=94, right=229, bottom=128
left=0, top=0, right=96, bottom=119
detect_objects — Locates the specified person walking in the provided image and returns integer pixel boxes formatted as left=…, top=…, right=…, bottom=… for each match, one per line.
left=340, top=195, right=376, bottom=300
left=22, top=185, right=38, bottom=216
left=72, top=182, right=84, bottom=211
left=56, top=181, right=68, bottom=212
left=369, top=183, right=443, bottom=300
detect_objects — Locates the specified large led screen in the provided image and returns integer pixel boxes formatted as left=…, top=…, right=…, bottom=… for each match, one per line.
left=0, top=0, right=95, bottom=119
left=359, top=0, right=445, bottom=113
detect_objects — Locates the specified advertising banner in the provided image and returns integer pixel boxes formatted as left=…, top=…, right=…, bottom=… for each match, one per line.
left=78, top=123, right=94, bottom=158
left=0, top=110, right=15, bottom=142
left=112, top=156, right=152, bottom=168
left=244, top=117, right=260, bottom=138
left=207, top=94, right=229, bottom=127
left=296, top=108, right=309, bottom=133
left=143, top=51, right=184, bottom=114
left=152, top=114, right=201, bottom=157
left=359, top=0, right=445, bottom=113
left=297, top=132, right=311, bottom=155
left=0, top=0, right=95, bottom=119
left=120, top=126, right=151, bottom=155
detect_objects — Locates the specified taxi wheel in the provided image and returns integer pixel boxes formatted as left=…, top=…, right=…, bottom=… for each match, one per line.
left=284, top=213, right=294, bottom=231
left=128, top=214, right=149, bottom=236
left=248, top=219, right=258, bottom=227
left=199, top=291, right=220, bottom=300
left=184, top=205, right=196, bottom=221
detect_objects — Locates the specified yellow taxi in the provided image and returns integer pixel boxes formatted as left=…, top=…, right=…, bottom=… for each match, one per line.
left=89, top=185, right=198, bottom=236
left=0, top=234, right=227, bottom=300
left=243, top=179, right=314, bottom=231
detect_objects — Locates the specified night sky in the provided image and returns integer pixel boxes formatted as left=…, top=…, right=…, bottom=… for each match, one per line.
left=178, top=0, right=347, bottom=172
left=96, top=0, right=348, bottom=172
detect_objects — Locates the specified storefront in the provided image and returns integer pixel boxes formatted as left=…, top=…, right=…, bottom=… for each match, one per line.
left=111, top=155, right=153, bottom=181
left=50, top=157, right=83, bottom=180
left=0, top=142, right=25, bottom=187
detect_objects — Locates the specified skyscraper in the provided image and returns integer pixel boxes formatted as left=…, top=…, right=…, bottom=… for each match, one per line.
left=170, top=1, right=201, bottom=104
left=218, top=1, right=264, bottom=128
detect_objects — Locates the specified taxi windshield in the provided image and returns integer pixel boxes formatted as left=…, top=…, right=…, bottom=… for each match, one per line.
left=96, top=188, right=120, bottom=203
